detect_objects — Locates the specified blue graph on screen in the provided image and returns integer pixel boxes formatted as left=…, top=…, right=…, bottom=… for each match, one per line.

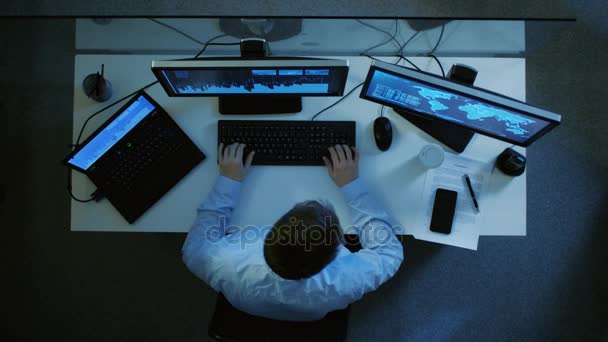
left=68, top=95, right=156, bottom=170
left=366, top=70, right=550, bottom=143
left=162, top=68, right=331, bottom=94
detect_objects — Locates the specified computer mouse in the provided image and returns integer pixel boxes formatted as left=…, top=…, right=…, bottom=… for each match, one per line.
left=496, top=148, right=526, bottom=176
left=373, top=116, right=393, bottom=151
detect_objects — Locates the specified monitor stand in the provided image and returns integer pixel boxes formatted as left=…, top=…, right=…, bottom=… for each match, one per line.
left=218, top=95, right=302, bottom=115
left=393, top=108, right=474, bottom=153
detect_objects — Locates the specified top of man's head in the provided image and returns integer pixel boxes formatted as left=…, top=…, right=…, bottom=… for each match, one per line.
left=264, top=200, right=343, bottom=280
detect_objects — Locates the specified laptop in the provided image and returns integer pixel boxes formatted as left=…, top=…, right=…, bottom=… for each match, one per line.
left=64, top=91, right=206, bottom=223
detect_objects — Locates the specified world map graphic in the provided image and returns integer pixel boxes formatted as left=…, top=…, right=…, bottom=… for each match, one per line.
left=367, top=70, right=549, bottom=142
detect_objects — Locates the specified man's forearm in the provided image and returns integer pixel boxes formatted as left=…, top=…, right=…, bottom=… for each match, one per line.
left=340, top=179, right=397, bottom=244
left=340, top=178, right=403, bottom=264
left=338, top=178, right=404, bottom=297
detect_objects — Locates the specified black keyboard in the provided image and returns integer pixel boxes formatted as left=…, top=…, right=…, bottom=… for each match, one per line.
left=218, top=120, right=356, bottom=165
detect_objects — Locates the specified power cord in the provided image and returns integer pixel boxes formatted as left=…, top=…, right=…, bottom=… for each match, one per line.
left=148, top=18, right=206, bottom=45
left=428, top=24, right=446, bottom=77
left=429, top=54, right=445, bottom=77
left=311, top=82, right=365, bottom=121
left=399, top=30, right=420, bottom=56
left=380, top=105, right=386, bottom=117
left=67, top=168, right=99, bottom=203
left=357, top=20, right=422, bottom=71
left=357, top=19, right=401, bottom=55
left=428, top=24, right=445, bottom=55
left=194, top=38, right=240, bottom=58
left=74, top=80, right=159, bottom=147
left=149, top=19, right=246, bottom=58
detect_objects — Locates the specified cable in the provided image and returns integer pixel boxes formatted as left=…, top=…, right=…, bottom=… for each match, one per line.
left=400, top=56, right=422, bottom=71
left=360, top=21, right=445, bottom=75
left=357, top=19, right=400, bottom=53
left=429, top=24, right=445, bottom=55
left=148, top=18, right=205, bottom=45
left=194, top=38, right=240, bottom=58
left=148, top=19, right=242, bottom=59
left=357, top=19, right=401, bottom=55
left=361, top=53, right=420, bottom=74
left=360, top=53, right=401, bottom=64
left=75, top=80, right=159, bottom=146
left=67, top=168, right=95, bottom=202
left=311, top=82, right=365, bottom=121
left=360, top=33, right=421, bottom=71
left=399, top=30, right=420, bottom=56
left=429, top=54, right=445, bottom=77
left=425, top=24, right=446, bottom=77
left=357, top=19, right=424, bottom=72
left=360, top=53, right=387, bottom=62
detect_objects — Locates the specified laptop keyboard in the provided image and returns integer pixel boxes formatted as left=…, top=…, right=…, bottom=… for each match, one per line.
left=103, top=114, right=184, bottom=190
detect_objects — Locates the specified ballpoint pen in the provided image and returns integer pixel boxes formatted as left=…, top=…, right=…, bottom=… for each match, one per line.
left=463, top=174, right=480, bottom=213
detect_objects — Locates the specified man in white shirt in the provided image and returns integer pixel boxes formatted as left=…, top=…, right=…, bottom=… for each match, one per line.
left=182, top=142, right=404, bottom=321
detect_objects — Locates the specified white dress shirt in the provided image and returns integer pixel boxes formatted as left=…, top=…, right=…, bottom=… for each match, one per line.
left=182, top=176, right=404, bottom=321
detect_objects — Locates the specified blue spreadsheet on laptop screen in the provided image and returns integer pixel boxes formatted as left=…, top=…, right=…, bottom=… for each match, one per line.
left=68, top=95, right=156, bottom=171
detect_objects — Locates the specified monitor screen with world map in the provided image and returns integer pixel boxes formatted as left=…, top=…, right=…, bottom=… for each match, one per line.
left=360, top=60, right=561, bottom=146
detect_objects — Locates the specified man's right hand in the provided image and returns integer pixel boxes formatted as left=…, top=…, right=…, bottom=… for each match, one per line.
left=322, top=144, right=359, bottom=187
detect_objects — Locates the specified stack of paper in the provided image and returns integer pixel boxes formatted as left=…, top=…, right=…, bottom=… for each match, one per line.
left=413, top=153, right=493, bottom=250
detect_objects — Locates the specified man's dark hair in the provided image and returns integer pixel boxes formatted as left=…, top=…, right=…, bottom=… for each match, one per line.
left=264, top=200, right=343, bottom=280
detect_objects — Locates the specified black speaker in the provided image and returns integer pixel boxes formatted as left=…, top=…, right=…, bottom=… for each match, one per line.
left=447, top=64, right=478, bottom=86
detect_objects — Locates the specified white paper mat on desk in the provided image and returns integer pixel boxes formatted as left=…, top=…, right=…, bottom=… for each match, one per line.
left=413, top=152, right=493, bottom=250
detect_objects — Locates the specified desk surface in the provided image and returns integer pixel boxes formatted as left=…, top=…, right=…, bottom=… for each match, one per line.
left=71, top=55, right=526, bottom=236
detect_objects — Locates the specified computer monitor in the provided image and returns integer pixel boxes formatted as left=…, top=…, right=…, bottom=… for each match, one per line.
left=360, top=60, right=561, bottom=147
left=151, top=57, right=349, bottom=114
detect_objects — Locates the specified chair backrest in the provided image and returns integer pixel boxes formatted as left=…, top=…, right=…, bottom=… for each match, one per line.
left=208, top=293, right=350, bottom=342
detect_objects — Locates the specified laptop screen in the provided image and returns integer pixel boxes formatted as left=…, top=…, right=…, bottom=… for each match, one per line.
left=68, top=95, right=156, bottom=171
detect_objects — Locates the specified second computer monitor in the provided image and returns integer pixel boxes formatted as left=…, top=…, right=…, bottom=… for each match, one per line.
left=360, top=60, right=561, bottom=147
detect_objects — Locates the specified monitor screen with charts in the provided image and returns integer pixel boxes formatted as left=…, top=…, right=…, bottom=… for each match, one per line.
left=360, top=60, right=561, bottom=146
left=151, top=58, right=349, bottom=97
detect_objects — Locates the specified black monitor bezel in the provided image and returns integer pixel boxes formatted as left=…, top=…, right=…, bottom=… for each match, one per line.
left=359, top=62, right=561, bottom=147
left=151, top=57, right=349, bottom=98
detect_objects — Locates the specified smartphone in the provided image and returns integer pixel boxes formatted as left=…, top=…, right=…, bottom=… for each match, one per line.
left=429, top=188, right=458, bottom=234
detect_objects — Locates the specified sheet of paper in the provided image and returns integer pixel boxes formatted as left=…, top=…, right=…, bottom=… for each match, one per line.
left=413, top=152, right=493, bottom=250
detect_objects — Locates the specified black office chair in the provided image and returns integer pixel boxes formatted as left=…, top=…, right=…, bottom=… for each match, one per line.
left=207, top=235, right=363, bottom=342
left=208, top=293, right=350, bottom=342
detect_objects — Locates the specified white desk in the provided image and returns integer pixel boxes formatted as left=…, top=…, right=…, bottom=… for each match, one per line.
left=71, top=55, right=526, bottom=237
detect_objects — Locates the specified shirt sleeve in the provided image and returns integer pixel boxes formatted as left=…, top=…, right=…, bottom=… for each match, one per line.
left=182, top=176, right=242, bottom=273
left=337, top=178, right=404, bottom=297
